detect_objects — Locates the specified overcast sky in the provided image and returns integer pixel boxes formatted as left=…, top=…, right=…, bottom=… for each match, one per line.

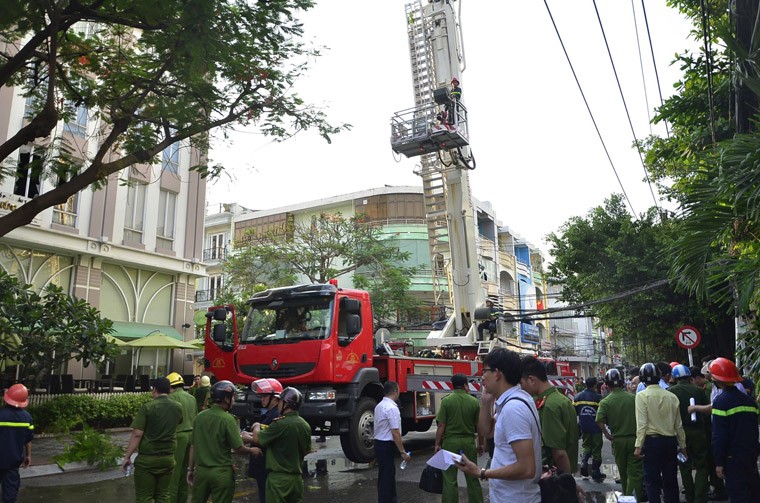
left=208, top=0, right=697, bottom=251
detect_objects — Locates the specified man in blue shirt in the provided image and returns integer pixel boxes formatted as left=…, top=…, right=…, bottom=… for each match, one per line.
left=0, top=384, right=34, bottom=503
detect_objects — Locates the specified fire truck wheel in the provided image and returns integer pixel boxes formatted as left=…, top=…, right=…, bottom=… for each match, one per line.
left=340, top=396, right=376, bottom=463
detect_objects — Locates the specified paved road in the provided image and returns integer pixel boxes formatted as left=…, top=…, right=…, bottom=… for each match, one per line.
left=20, top=429, right=641, bottom=502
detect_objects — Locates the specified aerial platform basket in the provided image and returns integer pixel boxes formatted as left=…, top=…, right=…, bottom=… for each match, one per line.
left=390, top=102, right=469, bottom=158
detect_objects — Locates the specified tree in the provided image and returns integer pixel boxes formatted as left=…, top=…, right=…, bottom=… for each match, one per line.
left=546, top=195, right=733, bottom=361
left=0, top=0, right=347, bottom=237
left=0, top=271, right=119, bottom=385
left=224, top=212, right=421, bottom=326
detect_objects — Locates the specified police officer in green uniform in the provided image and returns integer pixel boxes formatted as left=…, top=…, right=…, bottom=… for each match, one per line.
left=166, top=372, right=197, bottom=503
left=187, top=380, right=261, bottom=503
left=521, top=356, right=579, bottom=475
left=669, top=364, right=710, bottom=503
left=435, top=373, right=483, bottom=503
left=252, top=387, right=312, bottom=503
left=122, top=377, right=184, bottom=503
left=596, top=368, right=644, bottom=501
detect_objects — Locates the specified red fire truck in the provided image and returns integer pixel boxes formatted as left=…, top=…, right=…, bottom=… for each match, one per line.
left=203, top=281, right=483, bottom=463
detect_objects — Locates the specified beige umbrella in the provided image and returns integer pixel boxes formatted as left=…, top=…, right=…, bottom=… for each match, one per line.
left=126, top=332, right=197, bottom=377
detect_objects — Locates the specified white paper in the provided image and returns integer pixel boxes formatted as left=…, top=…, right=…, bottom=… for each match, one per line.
left=426, top=449, right=462, bottom=470
left=689, top=397, right=697, bottom=422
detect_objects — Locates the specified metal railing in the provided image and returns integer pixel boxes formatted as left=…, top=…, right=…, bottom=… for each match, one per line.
left=203, top=246, right=227, bottom=261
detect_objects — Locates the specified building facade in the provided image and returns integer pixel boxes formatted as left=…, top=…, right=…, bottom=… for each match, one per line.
left=0, top=72, right=206, bottom=380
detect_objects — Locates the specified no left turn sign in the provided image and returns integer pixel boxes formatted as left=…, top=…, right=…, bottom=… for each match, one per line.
left=675, top=325, right=702, bottom=349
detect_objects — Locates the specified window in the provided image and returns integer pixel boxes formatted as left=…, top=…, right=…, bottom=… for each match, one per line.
left=157, top=190, right=176, bottom=249
left=209, top=275, right=223, bottom=299
left=206, top=233, right=226, bottom=260
left=124, top=183, right=146, bottom=242
left=162, top=142, right=179, bottom=174
left=14, top=151, right=42, bottom=198
left=63, top=102, right=88, bottom=136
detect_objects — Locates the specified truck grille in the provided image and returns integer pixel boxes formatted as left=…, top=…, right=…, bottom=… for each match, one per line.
left=240, top=363, right=316, bottom=378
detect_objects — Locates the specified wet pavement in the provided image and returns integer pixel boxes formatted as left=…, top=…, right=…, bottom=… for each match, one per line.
left=19, top=428, right=731, bottom=502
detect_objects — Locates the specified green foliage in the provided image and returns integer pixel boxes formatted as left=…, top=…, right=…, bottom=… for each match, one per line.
left=28, top=393, right=152, bottom=433
left=0, top=271, right=119, bottom=387
left=547, top=195, right=733, bottom=361
left=225, top=212, right=421, bottom=325
left=53, top=426, right=125, bottom=471
left=0, top=0, right=349, bottom=236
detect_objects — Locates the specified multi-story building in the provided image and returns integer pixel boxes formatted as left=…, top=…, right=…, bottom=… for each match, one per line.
left=0, top=74, right=207, bottom=380
left=199, top=186, right=555, bottom=356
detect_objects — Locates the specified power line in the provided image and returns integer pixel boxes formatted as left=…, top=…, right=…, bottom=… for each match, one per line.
left=630, top=0, right=653, bottom=136
left=591, top=0, right=660, bottom=212
left=640, top=0, right=670, bottom=137
left=543, top=0, right=637, bottom=216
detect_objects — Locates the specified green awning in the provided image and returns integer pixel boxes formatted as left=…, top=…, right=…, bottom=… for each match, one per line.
left=110, top=322, right=184, bottom=341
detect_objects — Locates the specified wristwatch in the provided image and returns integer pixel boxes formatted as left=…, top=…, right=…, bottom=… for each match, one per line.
left=480, top=468, right=487, bottom=480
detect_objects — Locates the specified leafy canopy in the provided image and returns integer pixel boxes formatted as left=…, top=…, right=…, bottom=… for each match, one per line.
left=224, top=212, right=421, bottom=326
left=0, top=0, right=348, bottom=236
left=0, top=270, right=119, bottom=384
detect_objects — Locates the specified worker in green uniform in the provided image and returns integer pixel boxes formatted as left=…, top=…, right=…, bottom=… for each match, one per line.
left=195, top=376, right=211, bottom=412
left=122, top=377, right=184, bottom=503
left=166, top=372, right=197, bottom=503
left=187, top=380, right=261, bottom=503
left=435, top=373, right=483, bottom=503
left=668, top=364, right=710, bottom=503
left=251, top=387, right=312, bottom=503
left=596, top=368, right=644, bottom=501
left=520, top=356, right=579, bottom=475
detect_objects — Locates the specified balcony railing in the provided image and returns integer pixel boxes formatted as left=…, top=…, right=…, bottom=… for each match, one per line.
left=203, top=247, right=227, bottom=261
left=195, top=289, right=222, bottom=303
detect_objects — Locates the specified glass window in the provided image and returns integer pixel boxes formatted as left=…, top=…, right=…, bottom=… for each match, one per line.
left=162, top=142, right=180, bottom=174
left=63, top=102, right=88, bottom=136
left=124, top=183, right=146, bottom=242
left=241, top=298, right=333, bottom=344
left=14, top=151, right=42, bottom=198
left=52, top=171, right=78, bottom=227
left=156, top=189, right=176, bottom=249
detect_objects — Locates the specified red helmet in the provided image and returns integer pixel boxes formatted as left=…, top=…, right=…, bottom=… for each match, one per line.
left=708, top=357, right=742, bottom=383
left=669, top=361, right=680, bottom=369
left=252, top=378, right=283, bottom=396
left=3, top=383, right=29, bottom=408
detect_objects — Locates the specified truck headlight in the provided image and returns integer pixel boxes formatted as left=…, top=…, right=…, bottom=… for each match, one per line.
left=307, top=389, right=336, bottom=401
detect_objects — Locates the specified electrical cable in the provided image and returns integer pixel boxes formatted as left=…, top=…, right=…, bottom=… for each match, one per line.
left=630, top=0, right=653, bottom=136
left=699, top=0, right=717, bottom=144
left=543, top=0, right=637, bottom=216
left=592, top=0, right=660, bottom=213
left=640, top=0, right=671, bottom=138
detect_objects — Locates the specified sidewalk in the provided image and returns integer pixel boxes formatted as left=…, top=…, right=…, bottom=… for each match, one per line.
left=21, top=428, right=133, bottom=479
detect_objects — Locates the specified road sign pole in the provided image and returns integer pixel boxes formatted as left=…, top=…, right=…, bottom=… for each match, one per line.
left=688, top=348, right=693, bottom=367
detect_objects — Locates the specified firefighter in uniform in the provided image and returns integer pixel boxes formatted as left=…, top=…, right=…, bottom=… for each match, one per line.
left=0, top=384, right=33, bottom=503
left=187, top=380, right=261, bottom=503
left=574, top=376, right=606, bottom=481
left=667, top=364, right=709, bottom=503
left=246, top=378, right=283, bottom=503
left=596, top=369, right=644, bottom=500
left=708, top=357, right=760, bottom=503
left=122, top=377, right=184, bottom=503
left=251, top=387, right=312, bottom=503
left=434, top=373, right=483, bottom=503
left=166, top=372, right=197, bottom=503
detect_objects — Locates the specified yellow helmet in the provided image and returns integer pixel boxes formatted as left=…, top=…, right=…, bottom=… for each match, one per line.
left=166, top=372, right=185, bottom=387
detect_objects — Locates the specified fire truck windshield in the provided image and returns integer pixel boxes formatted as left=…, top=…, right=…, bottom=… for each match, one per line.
left=240, top=298, right=333, bottom=344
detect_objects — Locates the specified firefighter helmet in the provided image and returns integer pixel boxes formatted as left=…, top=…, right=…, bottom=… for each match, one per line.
left=604, top=368, right=624, bottom=387
left=671, top=364, right=691, bottom=380
left=166, top=372, right=185, bottom=387
left=670, top=361, right=680, bottom=369
left=210, top=380, right=236, bottom=402
left=279, top=387, right=303, bottom=411
left=708, top=357, right=743, bottom=383
left=640, top=362, right=660, bottom=386
left=252, top=378, right=283, bottom=396
left=3, top=383, right=29, bottom=408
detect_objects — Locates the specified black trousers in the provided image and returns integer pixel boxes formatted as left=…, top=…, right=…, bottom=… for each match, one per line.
left=375, top=440, right=397, bottom=503
left=642, top=435, right=679, bottom=503
left=724, top=454, right=760, bottom=503
left=0, top=467, right=21, bottom=503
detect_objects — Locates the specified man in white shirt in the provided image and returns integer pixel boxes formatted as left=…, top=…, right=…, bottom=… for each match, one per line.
left=456, top=348, right=542, bottom=503
left=373, top=381, right=411, bottom=503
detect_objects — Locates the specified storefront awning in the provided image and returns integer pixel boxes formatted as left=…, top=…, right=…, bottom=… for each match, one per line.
left=110, top=322, right=184, bottom=341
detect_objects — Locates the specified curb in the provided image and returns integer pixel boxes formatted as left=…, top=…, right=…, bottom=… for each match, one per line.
left=21, top=461, right=95, bottom=479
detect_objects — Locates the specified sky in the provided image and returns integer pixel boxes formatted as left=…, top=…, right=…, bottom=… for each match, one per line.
left=207, top=0, right=698, bottom=252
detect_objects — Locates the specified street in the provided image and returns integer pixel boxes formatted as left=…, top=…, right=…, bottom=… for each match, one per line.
left=20, top=429, right=630, bottom=502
